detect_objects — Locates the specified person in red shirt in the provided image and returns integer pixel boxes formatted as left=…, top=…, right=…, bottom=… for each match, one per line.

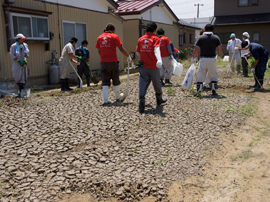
left=174, top=47, right=180, bottom=60
left=136, top=22, right=167, bottom=113
left=96, top=23, right=132, bottom=105
left=157, top=28, right=174, bottom=85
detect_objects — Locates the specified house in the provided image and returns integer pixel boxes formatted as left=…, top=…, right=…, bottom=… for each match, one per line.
left=212, top=0, right=270, bottom=54
left=114, top=0, right=198, bottom=62
left=0, top=0, right=123, bottom=91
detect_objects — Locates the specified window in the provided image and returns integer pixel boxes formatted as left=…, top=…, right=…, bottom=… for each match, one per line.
left=190, top=34, right=194, bottom=44
left=179, top=35, right=183, bottom=46
left=183, top=33, right=186, bottom=43
left=62, top=21, right=87, bottom=46
left=253, top=32, right=260, bottom=42
left=11, top=13, right=49, bottom=39
left=142, top=29, right=146, bottom=36
left=239, top=0, right=258, bottom=6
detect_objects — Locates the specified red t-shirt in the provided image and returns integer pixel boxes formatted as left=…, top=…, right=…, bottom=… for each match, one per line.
left=159, top=36, right=171, bottom=58
left=174, top=47, right=179, bottom=53
left=136, top=32, right=160, bottom=69
left=96, top=31, right=122, bottom=62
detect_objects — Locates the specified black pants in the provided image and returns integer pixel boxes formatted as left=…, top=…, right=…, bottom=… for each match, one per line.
left=255, top=57, right=269, bottom=85
left=241, top=57, right=248, bottom=76
left=77, top=65, right=90, bottom=79
left=100, top=62, right=120, bottom=87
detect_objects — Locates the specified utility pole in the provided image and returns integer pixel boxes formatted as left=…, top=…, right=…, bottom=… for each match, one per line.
left=194, top=3, right=204, bottom=18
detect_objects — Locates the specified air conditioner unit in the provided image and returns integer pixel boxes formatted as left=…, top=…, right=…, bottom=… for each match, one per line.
left=5, top=0, right=15, bottom=3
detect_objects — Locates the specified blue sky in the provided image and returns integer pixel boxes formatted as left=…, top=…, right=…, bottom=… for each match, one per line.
left=165, top=0, right=214, bottom=19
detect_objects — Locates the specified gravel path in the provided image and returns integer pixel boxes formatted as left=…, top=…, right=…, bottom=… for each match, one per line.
left=0, top=69, right=253, bottom=202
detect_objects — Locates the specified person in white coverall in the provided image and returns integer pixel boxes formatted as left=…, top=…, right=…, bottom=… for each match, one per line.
left=9, top=33, right=29, bottom=97
left=227, top=33, right=242, bottom=73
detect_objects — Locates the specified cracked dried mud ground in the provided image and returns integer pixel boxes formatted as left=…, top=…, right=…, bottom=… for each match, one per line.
left=1, top=64, right=270, bottom=202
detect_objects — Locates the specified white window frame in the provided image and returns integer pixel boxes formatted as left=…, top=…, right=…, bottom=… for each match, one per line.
left=10, top=12, right=49, bottom=40
left=62, top=20, right=87, bottom=46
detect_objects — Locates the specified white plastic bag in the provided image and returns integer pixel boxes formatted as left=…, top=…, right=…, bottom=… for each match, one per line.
left=223, top=56, right=229, bottom=62
left=182, top=64, right=196, bottom=90
left=20, top=88, right=31, bottom=98
left=172, top=59, right=183, bottom=77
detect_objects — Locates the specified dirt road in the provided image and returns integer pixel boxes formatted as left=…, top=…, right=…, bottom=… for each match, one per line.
left=0, top=61, right=269, bottom=202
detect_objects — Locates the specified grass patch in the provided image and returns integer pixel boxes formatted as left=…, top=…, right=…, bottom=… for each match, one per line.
left=226, top=103, right=257, bottom=116
left=167, top=86, right=175, bottom=96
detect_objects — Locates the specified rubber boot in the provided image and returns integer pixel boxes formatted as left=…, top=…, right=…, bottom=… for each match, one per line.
left=249, top=78, right=258, bottom=88
left=65, top=78, right=73, bottom=91
left=254, top=79, right=263, bottom=91
left=237, top=65, right=241, bottom=74
left=61, top=79, right=68, bottom=92
left=139, top=97, right=145, bottom=113
left=113, top=85, right=122, bottom=101
left=86, top=77, right=90, bottom=87
left=194, top=82, right=203, bottom=97
left=102, top=86, right=111, bottom=105
left=165, top=79, right=173, bottom=84
left=160, top=79, right=165, bottom=86
left=156, top=93, right=167, bottom=106
left=211, top=81, right=218, bottom=96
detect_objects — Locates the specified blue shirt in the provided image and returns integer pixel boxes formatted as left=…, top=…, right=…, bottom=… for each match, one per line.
left=170, top=41, right=176, bottom=59
left=250, top=43, right=269, bottom=60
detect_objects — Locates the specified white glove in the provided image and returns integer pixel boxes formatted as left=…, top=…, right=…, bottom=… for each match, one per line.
left=215, top=55, right=220, bottom=60
left=251, top=68, right=255, bottom=73
left=156, top=61, right=163, bottom=69
left=127, top=56, right=132, bottom=63
left=234, top=47, right=239, bottom=50
left=191, top=57, right=196, bottom=63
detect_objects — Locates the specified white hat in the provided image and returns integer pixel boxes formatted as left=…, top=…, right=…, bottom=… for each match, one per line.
left=242, top=32, right=250, bottom=39
left=16, top=33, right=26, bottom=39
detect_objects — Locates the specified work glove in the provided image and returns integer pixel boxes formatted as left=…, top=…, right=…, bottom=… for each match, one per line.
left=156, top=61, right=163, bottom=69
left=18, top=60, right=24, bottom=66
left=23, top=58, right=27, bottom=65
left=244, top=53, right=250, bottom=58
left=82, top=56, right=86, bottom=60
left=251, top=68, right=255, bottom=73
left=191, top=57, right=196, bottom=63
left=127, top=56, right=132, bottom=63
left=77, top=56, right=83, bottom=62
left=215, top=55, right=220, bottom=60
left=234, top=47, right=239, bottom=50
left=87, top=63, right=90, bottom=68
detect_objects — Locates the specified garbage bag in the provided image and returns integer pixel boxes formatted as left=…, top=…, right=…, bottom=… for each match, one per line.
left=173, top=59, right=183, bottom=77
left=182, top=64, right=196, bottom=90
left=20, top=88, right=31, bottom=98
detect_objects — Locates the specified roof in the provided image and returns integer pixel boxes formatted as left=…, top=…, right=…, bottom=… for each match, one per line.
left=212, top=13, right=270, bottom=25
left=114, top=0, right=179, bottom=22
left=107, top=0, right=119, bottom=8
left=175, top=21, right=201, bottom=30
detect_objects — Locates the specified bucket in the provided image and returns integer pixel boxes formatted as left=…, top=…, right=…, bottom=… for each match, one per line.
left=223, top=56, right=229, bottom=62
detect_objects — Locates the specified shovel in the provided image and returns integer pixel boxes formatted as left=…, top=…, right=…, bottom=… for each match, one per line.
left=244, top=56, right=265, bottom=92
left=69, top=60, right=83, bottom=89
left=120, top=61, right=130, bottom=102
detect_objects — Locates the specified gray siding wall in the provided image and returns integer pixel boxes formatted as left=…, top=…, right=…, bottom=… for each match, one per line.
left=215, top=0, right=270, bottom=16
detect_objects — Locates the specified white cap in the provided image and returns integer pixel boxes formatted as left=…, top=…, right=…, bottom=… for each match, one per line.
left=16, top=33, right=26, bottom=39
left=242, top=32, right=250, bottom=39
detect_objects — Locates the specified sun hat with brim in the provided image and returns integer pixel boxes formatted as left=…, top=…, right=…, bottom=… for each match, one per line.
left=230, top=33, right=236, bottom=38
left=242, top=32, right=250, bottom=39
left=16, top=33, right=26, bottom=39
